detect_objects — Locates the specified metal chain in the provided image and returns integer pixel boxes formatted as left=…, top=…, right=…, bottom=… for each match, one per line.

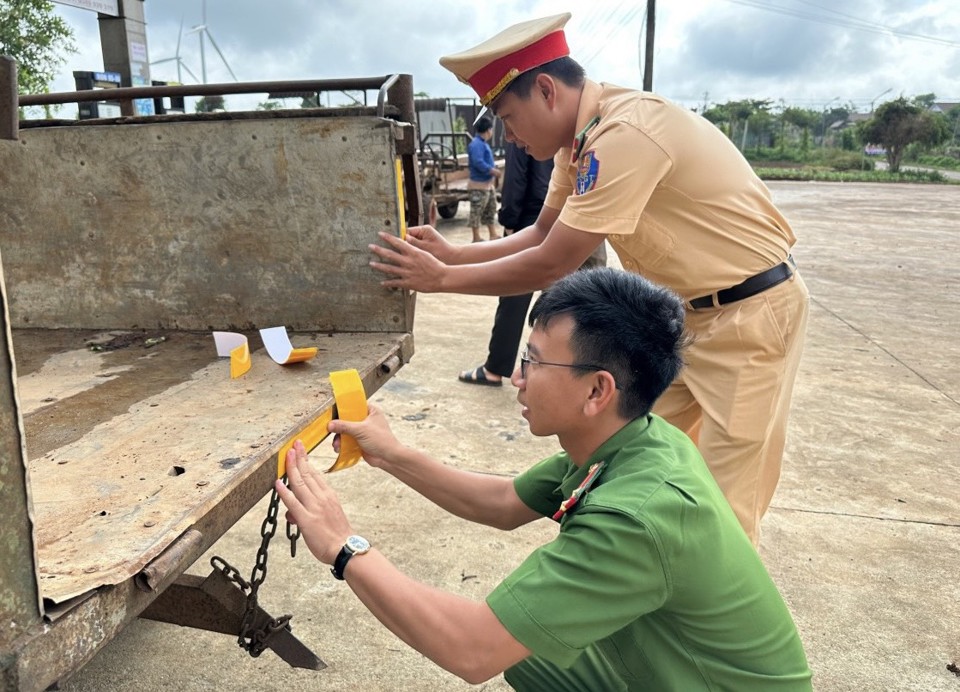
left=210, top=555, right=250, bottom=593
left=210, top=476, right=299, bottom=659
left=287, top=521, right=301, bottom=558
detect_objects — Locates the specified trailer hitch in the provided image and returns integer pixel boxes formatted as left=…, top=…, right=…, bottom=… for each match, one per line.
left=140, top=481, right=322, bottom=670
left=141, top=564, right=325, bottom=670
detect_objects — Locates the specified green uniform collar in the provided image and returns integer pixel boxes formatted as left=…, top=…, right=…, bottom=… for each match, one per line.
left=554, top=415, right=654, bottom=519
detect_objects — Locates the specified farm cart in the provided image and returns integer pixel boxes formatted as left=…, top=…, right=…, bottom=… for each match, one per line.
left=0, top=63, right=420, bottom=691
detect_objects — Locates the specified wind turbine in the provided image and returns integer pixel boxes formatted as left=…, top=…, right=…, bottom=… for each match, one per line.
left=149, top=17, right=200, bottom=84
left=187, top=0, right=238, bottom=84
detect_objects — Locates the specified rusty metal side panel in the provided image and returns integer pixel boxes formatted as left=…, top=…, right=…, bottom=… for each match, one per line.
left=0, top=116, right=413, bottom=333
left=0, top=252, right=43, bottom=653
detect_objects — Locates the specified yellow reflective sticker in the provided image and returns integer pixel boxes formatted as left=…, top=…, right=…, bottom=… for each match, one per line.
left=394, top=158, right=407, bottom=240
left=229, top=341, right=251, bottom=378
left=284, top=346, right=318, bottom=363
left=274, top=368, right=368, bottom=478
left=276, top=407, right=334, bottom=479
left=326, top=369, right=368, bottom=473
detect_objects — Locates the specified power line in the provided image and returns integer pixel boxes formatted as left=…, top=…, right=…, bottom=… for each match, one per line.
left=794, top=0, right=958, bottom=46
left=723, top=0, right=960, bottom=48
left=574, top=3, right=644, bottom=71
left=572, top=1, right=634, bottom=53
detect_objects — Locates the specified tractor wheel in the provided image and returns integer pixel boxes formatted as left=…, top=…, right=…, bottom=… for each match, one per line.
left=437, top=201, right=459, bottom=219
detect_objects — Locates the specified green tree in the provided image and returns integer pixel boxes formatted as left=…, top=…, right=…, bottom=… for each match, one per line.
left=195, top=95, right=225, bottom=113
left=701, top=103, right=731, bottom=137
left=703, top=99, right=772, bottom=150
left=781, top=107, right=820, bottom=155
left=859, top=97, right=950, bottom=172
left=821, top=106, right=851, bottom=147
left=726, top=99, right=758, bottom=150
left=746, top=103, right=774, bottom=151
left=946, top=105, right=960, bottom=145
left=840, top=128, right=857, bottom=151
left=257, top=100, right=282, bottom=110
left=0, top=0, right=76, bottom=96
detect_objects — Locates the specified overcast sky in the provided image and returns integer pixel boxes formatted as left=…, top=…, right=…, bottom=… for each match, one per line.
left=50, top=0, right=960, bottom=114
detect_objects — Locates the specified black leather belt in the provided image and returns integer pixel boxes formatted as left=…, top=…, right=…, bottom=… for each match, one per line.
left=689, top=256, right=795, bottom=309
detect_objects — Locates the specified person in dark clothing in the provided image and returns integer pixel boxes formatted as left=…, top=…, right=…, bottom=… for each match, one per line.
left=459, top=142, right=605, bottom=386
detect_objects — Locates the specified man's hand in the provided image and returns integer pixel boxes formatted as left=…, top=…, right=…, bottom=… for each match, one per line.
left=369, top=231, right=448, bottom=292
left=405, top=225, right=457, bottom=263
left=275, top=440, right=354, bottom=565
left=329, top=404, right=403, bottom=470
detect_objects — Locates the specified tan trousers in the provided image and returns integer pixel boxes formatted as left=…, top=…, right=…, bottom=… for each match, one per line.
left=653, top=273, right=809, bottom=545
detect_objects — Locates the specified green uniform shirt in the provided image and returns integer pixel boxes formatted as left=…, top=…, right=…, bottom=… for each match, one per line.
left=486, top=415, right=811, bottom=691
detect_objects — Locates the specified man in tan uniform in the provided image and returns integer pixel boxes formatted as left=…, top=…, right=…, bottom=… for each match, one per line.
left=370, top=13, right=809, bottom=545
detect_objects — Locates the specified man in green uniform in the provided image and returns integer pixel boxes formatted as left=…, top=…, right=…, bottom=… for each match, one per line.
left=276, top=267, right=811, bottom=690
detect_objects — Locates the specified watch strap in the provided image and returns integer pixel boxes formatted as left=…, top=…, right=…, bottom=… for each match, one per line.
left=331, top=545, right=353, bottom=580
left=331, top=537, right=370, bottom=580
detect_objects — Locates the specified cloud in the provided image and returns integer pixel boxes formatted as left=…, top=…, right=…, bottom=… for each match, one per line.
left=46, top=0, right=960, bottom=117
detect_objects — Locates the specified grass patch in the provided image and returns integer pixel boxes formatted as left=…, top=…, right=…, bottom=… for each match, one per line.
left=744, top=146, right=958, bottom=183
left=754, top=167, right=953, bottom=184
left=913, top=154, right=960, bottom=172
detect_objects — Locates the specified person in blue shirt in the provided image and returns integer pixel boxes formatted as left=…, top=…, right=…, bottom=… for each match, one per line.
left=467, top=117, right=502, bottom=242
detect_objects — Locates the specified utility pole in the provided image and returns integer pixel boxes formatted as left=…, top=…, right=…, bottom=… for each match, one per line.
left=821, top=96, right=839, bottom=147
left=859, top=88, right=891, bottom=170
left=642, top=0, right=656, bottom=91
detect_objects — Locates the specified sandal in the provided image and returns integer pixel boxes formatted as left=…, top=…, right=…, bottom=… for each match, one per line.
left=458, top=366, right=503, bottom=387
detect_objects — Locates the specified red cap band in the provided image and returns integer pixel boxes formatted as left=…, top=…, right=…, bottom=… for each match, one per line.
left=468, top=30, right=570, bottom=105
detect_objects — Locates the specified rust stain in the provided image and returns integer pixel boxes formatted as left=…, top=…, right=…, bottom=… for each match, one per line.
left=339, top=170, right=367, bottom=184
left=15, top=330, right=217, bottom=458
left=274, top=138, right=289, bottom=185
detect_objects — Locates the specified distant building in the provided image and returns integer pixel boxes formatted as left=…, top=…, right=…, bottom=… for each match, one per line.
left=931, top=101, right=960, bottom=114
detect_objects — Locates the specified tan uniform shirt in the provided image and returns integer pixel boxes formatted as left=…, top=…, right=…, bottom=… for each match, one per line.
left=544, top=80, right=795, bottom=300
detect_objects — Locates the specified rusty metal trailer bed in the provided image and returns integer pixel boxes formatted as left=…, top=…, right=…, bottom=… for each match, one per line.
left=0, top=67, right=421, bottom=691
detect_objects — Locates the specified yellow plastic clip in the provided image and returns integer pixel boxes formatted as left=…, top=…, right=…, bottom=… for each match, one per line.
left=275, top=368, right=368, bottom=478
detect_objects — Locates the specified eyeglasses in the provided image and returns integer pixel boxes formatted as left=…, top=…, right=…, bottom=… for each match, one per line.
left=519, top=348, right=621, bottom=390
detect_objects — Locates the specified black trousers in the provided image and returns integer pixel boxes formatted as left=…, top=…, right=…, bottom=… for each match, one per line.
left=482, top=238, right=607, bottom=378
left=483, top=290, right=534, bottom=378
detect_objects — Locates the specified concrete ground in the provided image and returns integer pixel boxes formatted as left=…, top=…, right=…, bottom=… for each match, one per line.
left=61, top=182, right=959, bottom=691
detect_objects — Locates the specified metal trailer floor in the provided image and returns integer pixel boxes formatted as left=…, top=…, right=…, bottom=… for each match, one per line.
left=14, top=328, right=412, bottom=605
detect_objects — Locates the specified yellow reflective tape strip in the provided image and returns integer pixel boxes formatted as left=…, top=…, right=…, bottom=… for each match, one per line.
left=284, top=346, right=318, bottom=364
left=276, top=407, right=334, bottom=479
left=326, top=369, right=368, bottom=473
left=229, top=341, right=251, bottom=378
left=394, top=158, right=407, bottom=240
left=275, top=368, right=368, bottom=478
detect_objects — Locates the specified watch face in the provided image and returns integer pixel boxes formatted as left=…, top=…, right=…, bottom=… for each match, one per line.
left=346, top=535, right=370, bottom=554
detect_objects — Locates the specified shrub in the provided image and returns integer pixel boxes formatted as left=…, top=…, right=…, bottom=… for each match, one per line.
left=915, top=154, right=960, bottom=171
left=745, top=146, right=810, bottom=164
left=825, top=151, right=870, bottom=172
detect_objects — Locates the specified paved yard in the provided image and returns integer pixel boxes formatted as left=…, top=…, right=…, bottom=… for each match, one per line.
left=62, top=182, right=960, bottom=692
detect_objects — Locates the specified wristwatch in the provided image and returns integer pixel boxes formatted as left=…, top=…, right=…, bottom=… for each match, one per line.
left=331, top=535, right=371, bottom=580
